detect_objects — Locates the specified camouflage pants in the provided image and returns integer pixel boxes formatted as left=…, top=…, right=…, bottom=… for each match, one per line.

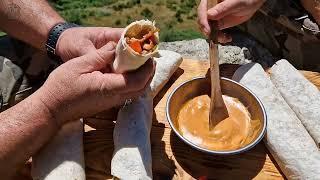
left=0, top=36, right=58, bottom=111
left=239, top=0, right=320, bottom=71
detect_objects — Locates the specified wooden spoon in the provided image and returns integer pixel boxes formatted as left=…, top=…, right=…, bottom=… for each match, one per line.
left=207, top=0, right=229, bottom=129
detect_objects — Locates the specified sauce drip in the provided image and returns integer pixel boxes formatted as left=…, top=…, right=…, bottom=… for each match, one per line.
left=177, top=95, right=259, bottom=151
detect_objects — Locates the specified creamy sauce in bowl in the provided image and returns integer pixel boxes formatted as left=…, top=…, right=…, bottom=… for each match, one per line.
left=177, top=95, right=261, bottom=151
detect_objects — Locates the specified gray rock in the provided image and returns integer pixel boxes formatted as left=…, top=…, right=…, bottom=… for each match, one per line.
left=159, top=38, right=209, bottom=61
left=159, top=32, right=275, bottom=67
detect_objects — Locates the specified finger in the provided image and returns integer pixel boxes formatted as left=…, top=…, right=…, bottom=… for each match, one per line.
left=95, top=27, right=124, bottom=49
left=197, top=0, right=211, bottom=35
left=103, top=28, right=123, bottom=42
left=217, top=15, right=252, bottom=30
left=77, top=43, right=96, bottom=57
left=81, top=42, right=117, bottom=71
left=207, top=0, right=242, bottom=20
left=100, top=59, right=155, bottom=94
left=104, top=63, right=154, bottom=108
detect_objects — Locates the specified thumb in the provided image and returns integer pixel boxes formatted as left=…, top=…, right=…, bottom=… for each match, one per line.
left=80, top=41, right=117, bottom=71
left=207, top=0, right=240, bottom=20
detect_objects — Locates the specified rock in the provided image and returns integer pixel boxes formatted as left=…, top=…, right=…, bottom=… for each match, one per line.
left=159, top=31, right=275, bottom=66
left=159, top=39, right=209, bottom=61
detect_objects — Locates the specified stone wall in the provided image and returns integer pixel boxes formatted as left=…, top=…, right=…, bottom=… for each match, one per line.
left=159, top=31, right=275, bottom=68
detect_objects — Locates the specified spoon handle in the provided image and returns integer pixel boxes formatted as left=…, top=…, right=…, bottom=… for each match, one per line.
left=207, top=0, right=229, bottom=129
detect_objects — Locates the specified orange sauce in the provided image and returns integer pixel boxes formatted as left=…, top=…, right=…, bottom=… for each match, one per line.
left=177, top=95, right=260, bottom=151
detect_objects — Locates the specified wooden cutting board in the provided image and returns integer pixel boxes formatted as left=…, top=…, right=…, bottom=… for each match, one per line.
left=17, top=59, right=320, bottom=180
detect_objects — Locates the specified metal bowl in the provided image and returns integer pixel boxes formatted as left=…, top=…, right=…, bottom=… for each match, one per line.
left=166, top=77, right=267, bottom=155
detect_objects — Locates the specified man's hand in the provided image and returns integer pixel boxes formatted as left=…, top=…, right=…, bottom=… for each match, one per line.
left=56, top=27, right=123, bottom=62
left=198, top=0, right=265, bottom=42
left=38, top=42, right=155, bottom=126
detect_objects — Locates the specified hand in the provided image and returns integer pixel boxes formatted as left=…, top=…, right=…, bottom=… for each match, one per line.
left=301, top=0, right=320, bottom=25
left=55, top=27, right=123, bottom=62
left=198, top=0, right=265, bottom=42
left=37, top=42, right=155, bottom=126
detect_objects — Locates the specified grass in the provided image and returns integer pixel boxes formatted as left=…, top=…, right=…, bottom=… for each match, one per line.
left=49, top=0, right=203, bottom=42
left=161, top=29, right=204, bottom=42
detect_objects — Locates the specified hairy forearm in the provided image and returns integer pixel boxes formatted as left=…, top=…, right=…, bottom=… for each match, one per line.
left=0, top=0, right=65, bottom=50
left=0, top=90, right=60, bottom=178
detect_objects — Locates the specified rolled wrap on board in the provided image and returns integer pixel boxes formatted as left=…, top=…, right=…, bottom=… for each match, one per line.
left=270, top=60, right=320, bottom=147
left=232, top=63, right=320, bottom=179
left=111, top=50, right=182, bottom=179
left=31, top=120, right=85, bottom=180
left=112, top=20, right=159, bottom=73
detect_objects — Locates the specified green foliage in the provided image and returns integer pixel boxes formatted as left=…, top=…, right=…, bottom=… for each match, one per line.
left=61, top=9, right=82, bottom=24
left=155, top=1, right=164, bottom=6
left=50, top=0, right=117, bottom=10
left=126, top=16, right=134, bottom=25
left=140, top=8, right=153, bottom=19
left=112, top=1, right=140, bottom=11
left=95, top=10, right=111, bottom=17
left=50, top=0, right=115, bottom=25
left=160, top=29, right=204, bottom=42
left=49, top=0, right=203, bottom=41
left=175, top=11, right=183, bottom=23
left=115, top=19, right=121, bottom=26
left=187, top=13, right=196, bottom=20
left=166, top=0, right=177, bottom=11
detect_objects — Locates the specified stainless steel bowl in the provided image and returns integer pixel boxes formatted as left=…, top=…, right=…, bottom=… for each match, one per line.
left=166, top=77, right=267, bottom=155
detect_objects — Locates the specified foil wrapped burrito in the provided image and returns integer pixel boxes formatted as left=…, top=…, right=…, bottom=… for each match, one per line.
left=112, top=20, right=159, bottom=73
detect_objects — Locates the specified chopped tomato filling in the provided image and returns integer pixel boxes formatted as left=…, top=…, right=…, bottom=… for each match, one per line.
left=126, top=29, right=159, bottom=55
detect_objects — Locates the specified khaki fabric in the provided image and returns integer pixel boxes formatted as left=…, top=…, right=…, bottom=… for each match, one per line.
left=0, top=36, right=58, bottom=111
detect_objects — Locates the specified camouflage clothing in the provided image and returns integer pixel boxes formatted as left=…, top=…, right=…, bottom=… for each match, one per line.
left=0, top=36, right=58, bottom=111
left=239, top=0, right=320, bottom=71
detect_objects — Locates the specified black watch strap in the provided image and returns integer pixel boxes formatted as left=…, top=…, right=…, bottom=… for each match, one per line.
left=45, top=22, right=79, bottom=62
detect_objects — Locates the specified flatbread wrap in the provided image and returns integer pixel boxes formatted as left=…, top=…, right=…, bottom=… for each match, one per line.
left=112, top=20, right=159, bottom=73
left=233, top=63, right=320, bottom=179
left=111, top=50, right=183, bottom=179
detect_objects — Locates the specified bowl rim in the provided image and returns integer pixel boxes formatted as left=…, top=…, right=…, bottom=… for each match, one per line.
left=166, top=76, right=267, bottom=155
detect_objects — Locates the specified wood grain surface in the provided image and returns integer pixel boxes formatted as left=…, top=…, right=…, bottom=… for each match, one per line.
left=84, top=59, right=285, bottom=180
left=16, top=59, right=320, bottom=180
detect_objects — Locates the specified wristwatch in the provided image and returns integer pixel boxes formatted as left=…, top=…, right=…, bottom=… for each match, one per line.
left=45, top=22, right=79, bottom=63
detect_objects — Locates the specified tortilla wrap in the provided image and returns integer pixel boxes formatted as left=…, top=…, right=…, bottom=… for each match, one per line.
left=111, top=50, right=182, bottom=179
left=270, top=60, right=320, bottom=147
left=233, top=63, right=320, bottom=179
left=31, top=120, right=85, bottom=180
left=112, top=20, right=159, bottom=73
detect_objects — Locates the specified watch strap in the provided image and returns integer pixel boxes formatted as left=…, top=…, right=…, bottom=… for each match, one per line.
left=46, top=22, right=79, bottom=62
